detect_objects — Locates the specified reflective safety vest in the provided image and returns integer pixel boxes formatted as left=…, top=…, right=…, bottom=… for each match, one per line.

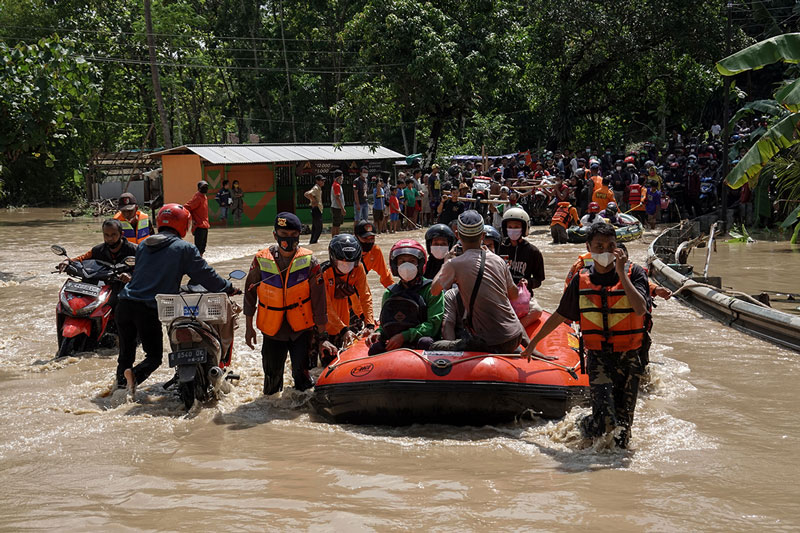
left=578, top=264, right=646, bottom=352
left=114, top=211, right=152, bottom=244
left=564, top=252, right=593, bottom=288
left=628, top=184, right=645, bottom=211
left=255, top=248, right=315, bottom=336
left=379, top=279, right=431, bottom=338
left=551, top=202, right=575, bottom=228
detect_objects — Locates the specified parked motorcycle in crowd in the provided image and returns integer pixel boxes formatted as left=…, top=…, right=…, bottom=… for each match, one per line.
left=156, top=270, right=246, bottom=410
left=52, top=244, right=134, bottom=359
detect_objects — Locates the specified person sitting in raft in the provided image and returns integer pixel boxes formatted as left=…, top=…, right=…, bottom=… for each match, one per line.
left=423, top=223, right=457, bottom=279
left=322, top=234, right=375, bottom=355
left=497, top=207, right=544, bottom=326
left=430, top=210, right=525, bottom=354
left=599, top=202, right=625, bottom=226
left=524, top=222, right=651, bottom=449
left=365, top=239, right=443, bottom=355
left=441, top=225, right=502, bottom=340
left=580, top=202, right=603, bottom=227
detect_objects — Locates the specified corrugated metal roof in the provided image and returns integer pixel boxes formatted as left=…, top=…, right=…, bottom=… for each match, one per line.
left=150, top=144, right=405, bottom=164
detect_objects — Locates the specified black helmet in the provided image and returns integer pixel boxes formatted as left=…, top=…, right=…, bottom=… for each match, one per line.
left=483, top=225, right=502, bottom=249
left=424, top=223, right=456, bottom=254
left=606, top=202, right=619, bottom=215
left=448, top=164, right=461, bottom=178
left=329, top=234, right=362, bottom=264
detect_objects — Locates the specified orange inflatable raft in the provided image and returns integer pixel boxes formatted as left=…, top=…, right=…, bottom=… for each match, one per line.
left=312, top=312, right=590, bottom=425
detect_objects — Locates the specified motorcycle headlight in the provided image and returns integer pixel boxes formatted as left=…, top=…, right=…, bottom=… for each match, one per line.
left=78, top=290, right=110, bottom=316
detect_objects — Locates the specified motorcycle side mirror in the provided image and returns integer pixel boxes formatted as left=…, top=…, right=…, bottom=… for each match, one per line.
left=229, top=269, right=247, bottom=280
left=124, top=256, right=136, bottom=267
left=51, top=245, right=67, bottom=256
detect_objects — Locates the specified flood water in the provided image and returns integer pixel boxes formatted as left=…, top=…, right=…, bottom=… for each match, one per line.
left=1, top=208, right=798, bottom=531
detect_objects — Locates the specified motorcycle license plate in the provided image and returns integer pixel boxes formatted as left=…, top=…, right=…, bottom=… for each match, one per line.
left=64, top=280, right=101, bottom=297
left=168, top=348, right=207, bottom=367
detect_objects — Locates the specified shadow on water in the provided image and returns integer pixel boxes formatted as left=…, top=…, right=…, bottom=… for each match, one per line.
left=0, top=218, right=92, bottom=228
left=527, top=440, right=633, bottom=472
left=212, top=391, right=310, bottom=430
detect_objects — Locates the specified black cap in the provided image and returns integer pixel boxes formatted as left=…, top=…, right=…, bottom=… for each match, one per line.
left=333, top=169, right=343, bottom=176
left=315, top=174, right=325, bottom=182
left=118, top=192, right=137, bottom=210
left=274, top=212, right=302, bottom=232
left=354, top=220, right=376, bottom=238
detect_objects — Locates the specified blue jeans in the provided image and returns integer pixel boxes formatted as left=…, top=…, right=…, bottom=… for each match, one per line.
left=219, top=206, right=229, bottom=221
left=357, top=203, right=369, bottom=222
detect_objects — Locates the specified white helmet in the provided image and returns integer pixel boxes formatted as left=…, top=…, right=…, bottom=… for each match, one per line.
left=502, top=207, right=530, bottom=237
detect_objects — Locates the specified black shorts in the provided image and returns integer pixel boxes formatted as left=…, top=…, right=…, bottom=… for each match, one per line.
left=332, top=207, right=344, bottom=226
left=373, top=209, right=384, bottom=222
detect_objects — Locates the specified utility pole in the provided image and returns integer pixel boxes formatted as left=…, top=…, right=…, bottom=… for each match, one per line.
left=719, top=1, right=733, bottom=225
left=144, top=0, right=172, bottom=149
left=278, top=0, right=297, bottom=143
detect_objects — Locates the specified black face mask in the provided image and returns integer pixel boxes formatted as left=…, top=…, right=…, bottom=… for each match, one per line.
left=361, top=242, right=374, bottom=253
left=277, top=235, right=299, bottom=252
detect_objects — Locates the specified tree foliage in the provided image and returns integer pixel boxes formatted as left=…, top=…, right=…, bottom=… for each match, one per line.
left=0, top=0, right=787, bottom=205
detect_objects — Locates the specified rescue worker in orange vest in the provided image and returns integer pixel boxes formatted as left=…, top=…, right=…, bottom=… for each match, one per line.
left=524, top=223, right=651, bottom=448
left=589, top=160, right=603, bottom=192
left=244, top=212, right=336, bottom=395
left=323, top=234, right=375, bottom=357
left=114, top=193, right=153, bottom=244
left=591, top=176, right=613, bottom=212
left=627, top=181, right=647, bottom=224
left=354, top=220, right=394, bottom=288
left=550, top=200, right=580, bottom=244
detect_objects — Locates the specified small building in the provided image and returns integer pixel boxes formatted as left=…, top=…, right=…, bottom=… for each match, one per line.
left=149, top=143, right=405, bottom=226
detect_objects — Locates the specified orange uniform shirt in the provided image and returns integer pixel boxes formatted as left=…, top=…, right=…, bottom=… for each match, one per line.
left=323, top=263, right=374, bottom=336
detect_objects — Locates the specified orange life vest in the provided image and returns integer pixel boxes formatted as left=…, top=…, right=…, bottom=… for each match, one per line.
left=564, top=252, right=593, bottom=288
left=114, top=211, right=152, bottom=244
left=628, top=184, right=645, bottom=211
left=550, top=202, right=575, bottom=228
left=255, top=247, right=315, bottom=336
left=578, top=264, right=646, bottom=352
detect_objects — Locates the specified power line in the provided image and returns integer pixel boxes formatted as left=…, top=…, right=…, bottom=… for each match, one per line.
left=0, top=24, right=366, bottom=44
left=75, top=54, right=404, bottom=74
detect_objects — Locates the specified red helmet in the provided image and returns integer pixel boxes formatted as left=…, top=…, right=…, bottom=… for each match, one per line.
left=588, top=202, right=600, bottom=213
left=389, top=239, right=427, bottom=277
left=623, top=155, right=636, bottom=164
left=156, top=203, right=190, bottom=238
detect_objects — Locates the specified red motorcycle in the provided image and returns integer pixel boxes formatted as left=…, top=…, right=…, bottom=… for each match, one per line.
left=51, top=244, right=135, bottom=359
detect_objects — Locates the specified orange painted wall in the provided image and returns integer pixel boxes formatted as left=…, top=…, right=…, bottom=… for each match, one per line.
left=204, top=164, right=275, bottom=192
left=162, top=154, right=203, bottom=204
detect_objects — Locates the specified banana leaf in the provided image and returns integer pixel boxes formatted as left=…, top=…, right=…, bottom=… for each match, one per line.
left=728, top=99, right=785, bottom=130
left=717, top=33, right=800, bottom=77
left=780, top=205, right=800, bottom=228
left=725, top=112, right=800, bottom=189
left=775, top=78, right=800, bottom=112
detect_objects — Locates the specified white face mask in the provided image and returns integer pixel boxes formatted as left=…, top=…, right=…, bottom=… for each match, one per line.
left=397, top=262, right=418, bottom=282
left=616, top=166, right=622, bottom=171
left=430, top=246, right=449, bottom=260
left=507, top=228, right=523, bottom=241
left=337, top=261, right=355, bottom=274
left=361, top=173, right=368, bottom=178
left=592, top=252, right=616, bottom=268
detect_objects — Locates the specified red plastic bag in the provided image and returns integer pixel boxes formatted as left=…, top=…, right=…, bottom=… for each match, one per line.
left=511, top=281, right=531, bottom=318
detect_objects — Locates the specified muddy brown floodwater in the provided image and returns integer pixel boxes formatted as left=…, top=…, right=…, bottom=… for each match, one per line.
left=0, top=208, right=798, bottom=532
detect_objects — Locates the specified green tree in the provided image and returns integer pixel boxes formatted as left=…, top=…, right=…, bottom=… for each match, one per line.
left=0, top=36, right=98, bottom=204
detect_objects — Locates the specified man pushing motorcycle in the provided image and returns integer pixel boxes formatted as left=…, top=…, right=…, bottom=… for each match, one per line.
left=115, top=203, right=238, bottom=395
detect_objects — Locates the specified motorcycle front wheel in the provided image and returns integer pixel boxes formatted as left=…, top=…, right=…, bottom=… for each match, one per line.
left=56, top=334, right=87, bottom=359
